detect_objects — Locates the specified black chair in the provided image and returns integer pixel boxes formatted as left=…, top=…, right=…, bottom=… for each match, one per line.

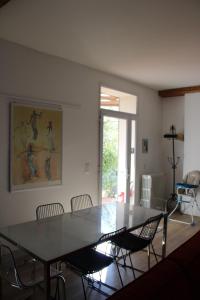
left=36, top=202, right=64, bottom=220
left=0, top=244, right=66, bottom=300
left=65, top=227, right=126, bottom=299
left=70, top=194, right=93, bottom=212
left=111, top=214, right=163, bottom=279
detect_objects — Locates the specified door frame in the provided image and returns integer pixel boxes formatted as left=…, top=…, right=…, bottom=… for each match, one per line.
left=98, top=108, right=138, bottom=204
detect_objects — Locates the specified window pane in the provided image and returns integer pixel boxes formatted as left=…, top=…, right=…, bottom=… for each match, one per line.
left=100, top=87, right=137, bottom=114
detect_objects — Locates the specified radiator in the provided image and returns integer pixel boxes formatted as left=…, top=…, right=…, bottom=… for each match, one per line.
left=140, top=173, right=165, bottom=210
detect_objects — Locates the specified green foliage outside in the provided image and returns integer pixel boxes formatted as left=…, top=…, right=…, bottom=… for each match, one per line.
left=102, top=117, right=118, bottom=196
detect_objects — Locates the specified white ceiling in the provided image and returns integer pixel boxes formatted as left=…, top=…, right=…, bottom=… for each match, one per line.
left=0, top=0, right=200, bottom=90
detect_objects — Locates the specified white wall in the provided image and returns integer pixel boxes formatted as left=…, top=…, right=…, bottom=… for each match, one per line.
left=184, top=93, right=200, bottom=174
left=162, top=96, right=184, bottom=197
left=182, top=93, right=200, bottom=216
left=0, top=39, right=163, bottom=226
left=162, top=94, right=200, bottom=217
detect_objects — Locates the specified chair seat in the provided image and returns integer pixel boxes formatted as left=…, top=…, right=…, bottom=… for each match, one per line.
left=176, top=183, right=198, bottom=189
left=66, top=248, right=113, bottom=275
left=112, top=232, right=149, bottom=252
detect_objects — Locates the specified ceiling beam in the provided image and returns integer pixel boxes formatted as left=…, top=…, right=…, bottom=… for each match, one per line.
left=0, top=0, right=11, bottom=8
left=159, top=85, right=200, bottom=98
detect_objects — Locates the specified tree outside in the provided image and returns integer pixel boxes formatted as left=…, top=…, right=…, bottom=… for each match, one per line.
left=102, top=117, right=118, bottom=197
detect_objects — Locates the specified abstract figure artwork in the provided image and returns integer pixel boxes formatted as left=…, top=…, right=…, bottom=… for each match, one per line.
left=10, top=102, right=62, bottom=191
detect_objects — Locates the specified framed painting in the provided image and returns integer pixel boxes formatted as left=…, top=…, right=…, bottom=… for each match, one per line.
left=10, top=102, right=62, bottom=191
left=142, top=138, right=148, bottom=153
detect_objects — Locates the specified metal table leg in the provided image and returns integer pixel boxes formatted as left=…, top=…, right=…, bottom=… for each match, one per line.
left=0, top=246, right=2, bottom=299
left=44, top=263, right=50, bottom=300
left=162, top=214, right=168, bottom=258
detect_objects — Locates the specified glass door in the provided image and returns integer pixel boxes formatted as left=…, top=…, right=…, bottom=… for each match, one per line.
left=99, top=110, right=136, bottom=204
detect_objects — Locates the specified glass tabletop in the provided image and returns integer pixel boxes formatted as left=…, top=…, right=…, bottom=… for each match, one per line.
left=0, top=202, right=165, bottom=263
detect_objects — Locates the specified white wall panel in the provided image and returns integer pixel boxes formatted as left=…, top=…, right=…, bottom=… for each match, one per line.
left=0, top=39, right=163, bottom=226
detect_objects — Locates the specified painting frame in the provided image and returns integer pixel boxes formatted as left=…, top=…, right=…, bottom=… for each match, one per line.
left=142, top=138, right=148, bottom=154
left=10, top=101, right=62, bottom=191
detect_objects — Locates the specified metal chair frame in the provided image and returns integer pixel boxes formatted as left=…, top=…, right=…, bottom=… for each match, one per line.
left=111, top=214, right=163, bottom=280
left=65, top=227, right=126, bottom=299
left=70, top=194, right=93, bottom=212
left=168, top=171, right=200, bottom=225
left=36, top=202, right=64, bottom=220
left=0, top=244, right=66, bottom=300
left=36, top=203, right=65, bottom=271
left=168, top=185, right=199, bottom=225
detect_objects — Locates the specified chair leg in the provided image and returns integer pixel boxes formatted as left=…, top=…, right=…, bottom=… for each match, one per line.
left=128, top=253, right=136, bottom=279
left=81, top=276, right=87, bottom=300
left=57, top=281, right=60, bottom=300
left=61, top=276, right=67, bottom=300
left=55, top=275, right=66, bottom=300
left=54, top=278, right=59, bottom=300
left=115, top=259, right=124, bottom=287
left=151, top=243, right=158, bottom=263
left=190, top=199, right=195, bottom=225
left=121, top=249, right=126, bottom=266
left=99, top=270, right=102, bottom=283
left=111, top=244, right=118, bottom=259
left=147, top=245, right=150, bottom=270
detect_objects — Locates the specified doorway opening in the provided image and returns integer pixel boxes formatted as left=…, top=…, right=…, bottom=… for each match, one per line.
left=99, top=86, right=137, bottom=205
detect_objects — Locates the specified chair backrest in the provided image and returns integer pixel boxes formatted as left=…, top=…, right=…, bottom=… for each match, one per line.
left=183, top=170, right=200, bottom=186
left=36, top=202, right=64, bottom=220
left=70, top=194, right=93, bottom=212
left=0, top=244, right=23, bottom=289
left=139, top=213, right=163, bottom=241
left=99, top=227, right=126, bottom=244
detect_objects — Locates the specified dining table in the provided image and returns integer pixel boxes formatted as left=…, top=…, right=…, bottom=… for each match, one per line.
left=0, top=201, right=168, bottom=300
